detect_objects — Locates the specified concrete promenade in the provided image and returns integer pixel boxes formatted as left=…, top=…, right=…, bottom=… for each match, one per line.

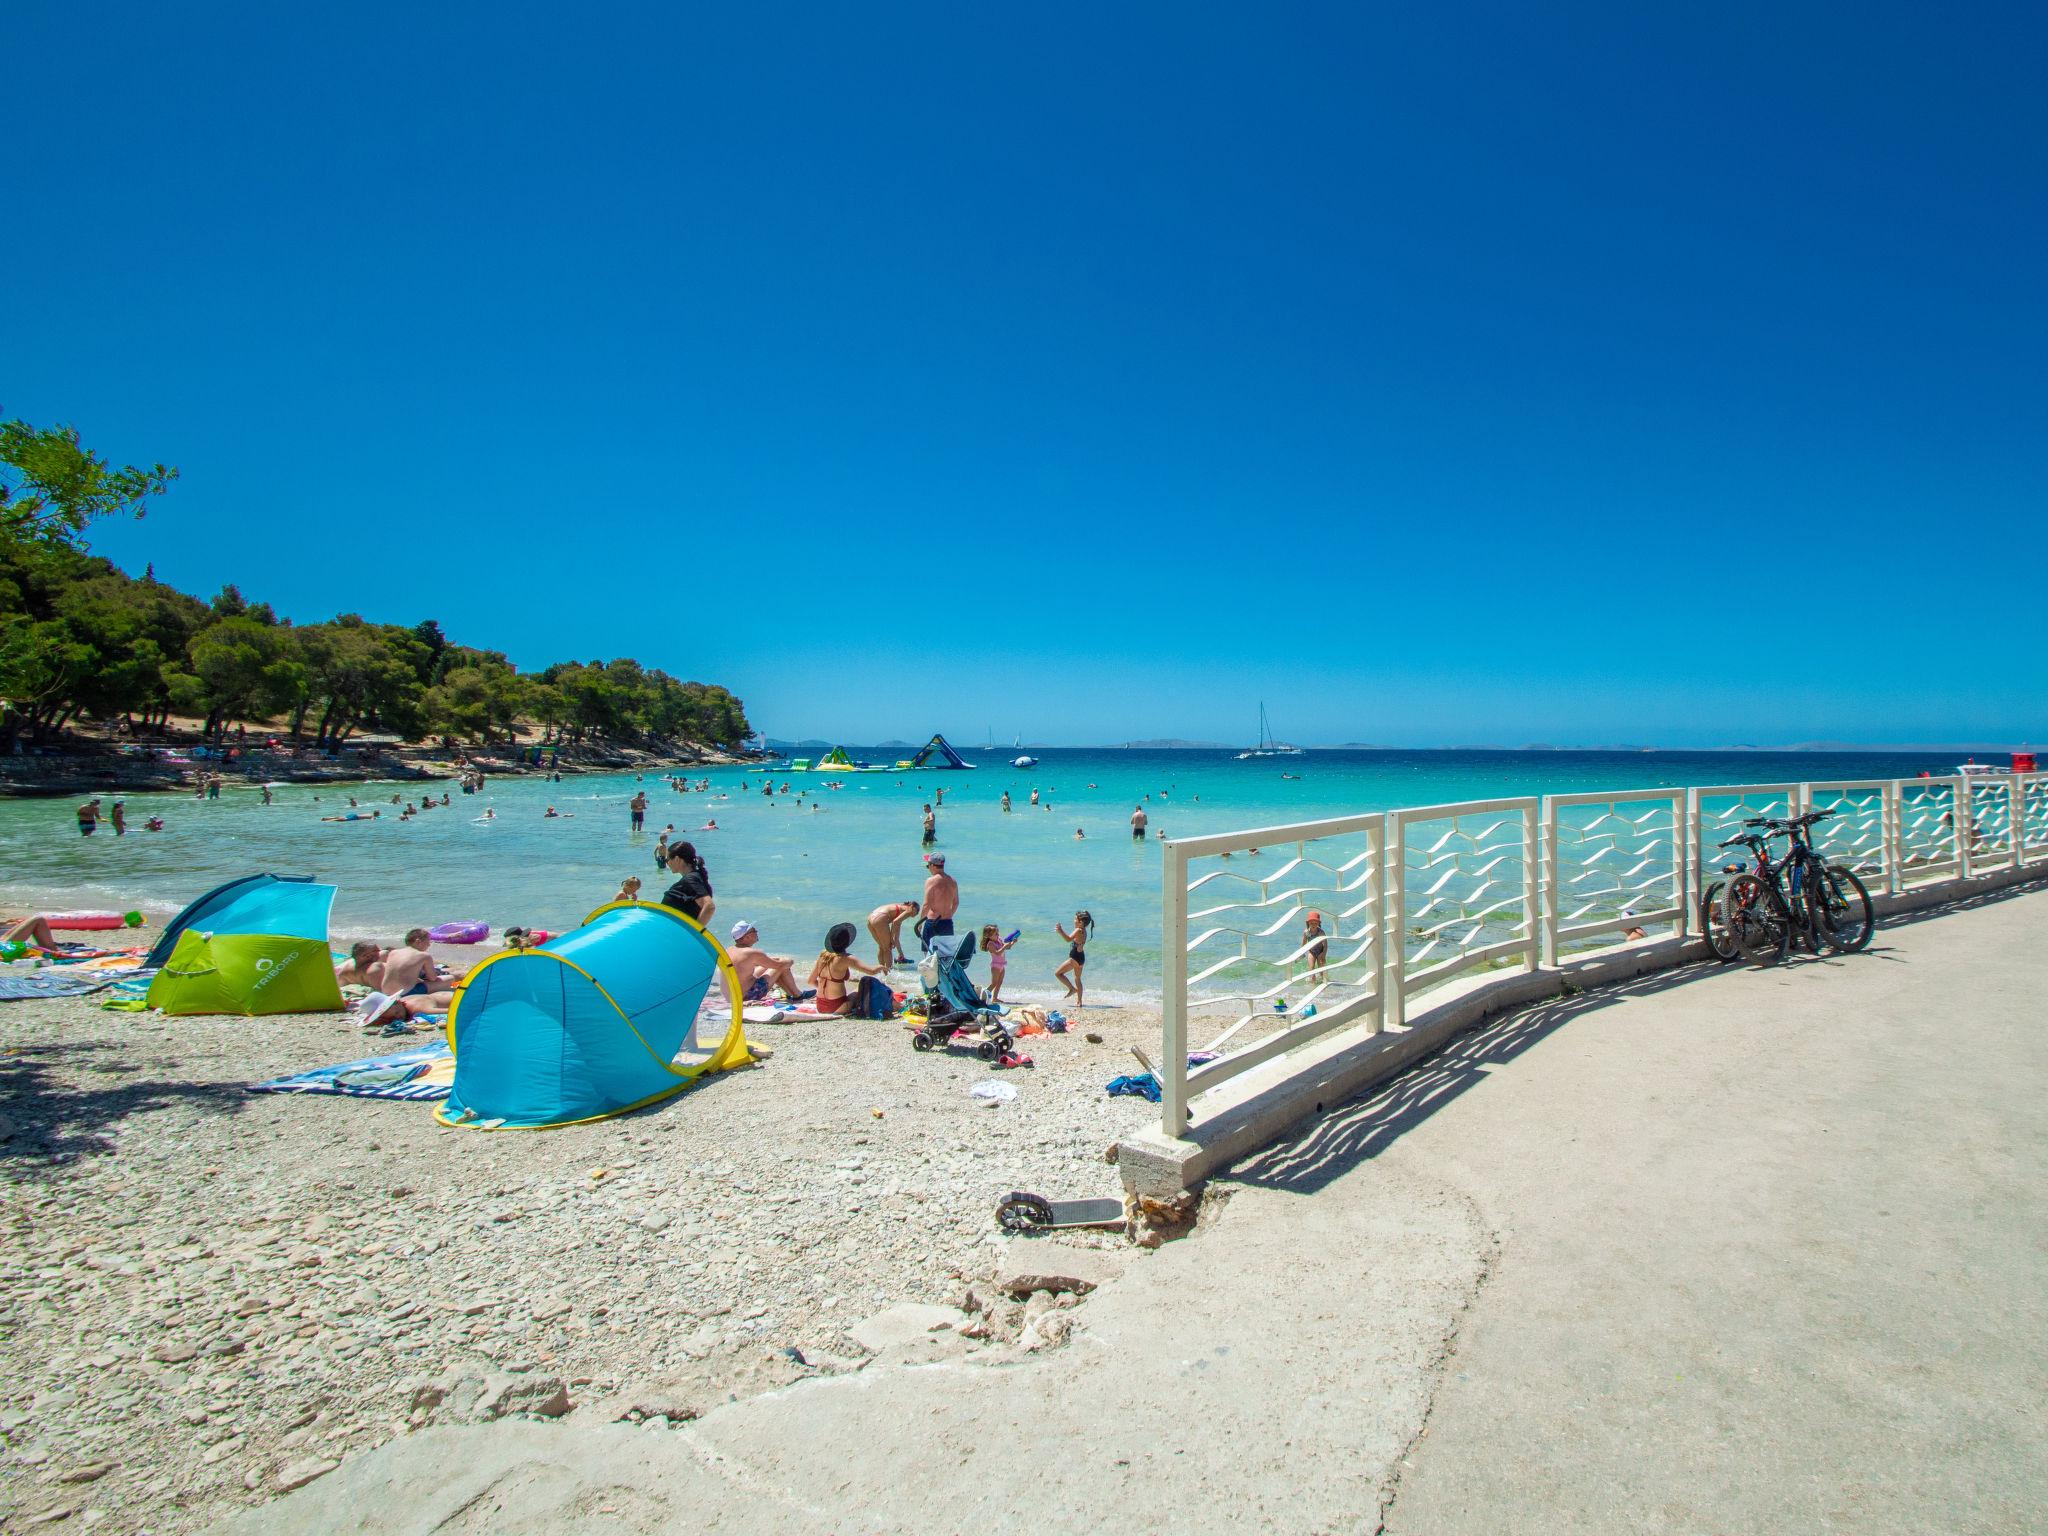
left=232, top=884, right=2048, bottom=1535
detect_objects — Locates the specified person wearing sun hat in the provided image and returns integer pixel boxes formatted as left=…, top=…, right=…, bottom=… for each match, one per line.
left=1302, top=910, right=1329, bottom=980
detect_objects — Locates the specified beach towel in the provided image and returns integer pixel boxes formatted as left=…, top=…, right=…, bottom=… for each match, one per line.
left=250, top=1042, right=455, bottom=1100
left=0, top=972, right=117, bottom=1001
left=1106, top=1072, right=1163, bottom=1103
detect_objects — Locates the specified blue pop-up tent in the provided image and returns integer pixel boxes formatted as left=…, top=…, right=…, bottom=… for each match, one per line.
left=436, top=902, right=753, bottom=1130
left=145, top=874, right=327, bottom=967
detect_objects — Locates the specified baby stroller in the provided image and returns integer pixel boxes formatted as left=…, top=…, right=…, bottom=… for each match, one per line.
left=910, top=933, right=1014, bottom=1059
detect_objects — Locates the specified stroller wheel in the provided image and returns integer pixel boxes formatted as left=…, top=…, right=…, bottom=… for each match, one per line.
left=976, top=1039, right=999, bottom=1060
left=911, top=1031, right=934, bottom=1052
left=996, top=1192, right=1056, bottom=1233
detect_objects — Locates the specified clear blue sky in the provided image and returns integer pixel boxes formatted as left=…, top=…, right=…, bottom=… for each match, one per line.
left=8, top=3, right=2043, bottom=747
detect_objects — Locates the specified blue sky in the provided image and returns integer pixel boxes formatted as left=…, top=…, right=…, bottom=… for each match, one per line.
left=7, top=3, right=2043, bottom=747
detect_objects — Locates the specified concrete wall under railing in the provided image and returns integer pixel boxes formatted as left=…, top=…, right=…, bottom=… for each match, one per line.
left=1118, top=794, right=2046, bottom=1199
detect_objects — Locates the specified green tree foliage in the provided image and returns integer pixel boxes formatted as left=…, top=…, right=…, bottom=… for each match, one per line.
left=1, top=422, right=749, bottom=751
left=0, top=418, right=178, bottom=546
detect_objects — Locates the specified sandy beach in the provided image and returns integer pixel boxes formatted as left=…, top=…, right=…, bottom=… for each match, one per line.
left=0, top=918, right=1164, bottom=1533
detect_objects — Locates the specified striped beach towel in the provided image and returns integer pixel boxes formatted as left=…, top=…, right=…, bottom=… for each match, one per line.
left=249, top=1042, right=454, bottom=1100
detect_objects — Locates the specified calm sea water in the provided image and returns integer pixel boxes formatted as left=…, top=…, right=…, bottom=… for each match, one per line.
left=0, top=748, right=1960, bottom=1002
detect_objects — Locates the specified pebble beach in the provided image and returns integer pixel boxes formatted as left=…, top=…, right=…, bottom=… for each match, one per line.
left=0, top=944, right=1163, bottom=1533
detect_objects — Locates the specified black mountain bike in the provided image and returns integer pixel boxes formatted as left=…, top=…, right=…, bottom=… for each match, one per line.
left=1716, top=810, right=1876, bottom=964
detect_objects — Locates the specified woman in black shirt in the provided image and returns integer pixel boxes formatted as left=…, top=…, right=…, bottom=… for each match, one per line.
left=661, top=841, right=714, bottom=923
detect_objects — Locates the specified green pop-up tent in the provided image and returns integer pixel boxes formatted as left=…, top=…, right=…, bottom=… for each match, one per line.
left=145, top=876, right=344, bottom=1016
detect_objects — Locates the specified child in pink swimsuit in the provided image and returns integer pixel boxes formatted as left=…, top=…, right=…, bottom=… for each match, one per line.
left=980, top=924, right=1010, bottom=1002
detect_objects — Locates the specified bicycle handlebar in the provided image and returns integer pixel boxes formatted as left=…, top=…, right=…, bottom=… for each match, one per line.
left=1741, top=809, right=1837, bottom=834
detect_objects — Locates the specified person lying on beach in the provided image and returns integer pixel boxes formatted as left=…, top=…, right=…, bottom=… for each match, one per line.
left=2, top=916, right=60, bottom=950
left=334, top=940, right=386, bottom=988
left=866, top=900, right=919, bottom=969
left=807, top=922, right=884, bottom=1015
left=356, top=990, right=454, bottom=1030
left=727, top=921, right=805, bottom=1001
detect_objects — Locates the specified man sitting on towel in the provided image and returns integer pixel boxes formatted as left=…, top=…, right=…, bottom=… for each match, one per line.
left=725, top=920, right=806, bottom=1003
left=382, top=928, right=458, bottom=997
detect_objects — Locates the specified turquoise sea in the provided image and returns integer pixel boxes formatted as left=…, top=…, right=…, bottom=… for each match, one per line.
left=0, top=748, right=1961, bottom=1002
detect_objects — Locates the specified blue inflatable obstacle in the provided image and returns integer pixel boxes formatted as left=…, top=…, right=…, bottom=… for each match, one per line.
left=436, top=902, right=754, bottom=1130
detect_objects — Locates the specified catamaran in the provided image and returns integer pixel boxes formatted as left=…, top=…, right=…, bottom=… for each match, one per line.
left=1236, top=704, right=1304, bottom=760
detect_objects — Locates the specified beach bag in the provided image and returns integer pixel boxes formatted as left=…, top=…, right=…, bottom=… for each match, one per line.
left=855, top=976, right=896, bottom=1020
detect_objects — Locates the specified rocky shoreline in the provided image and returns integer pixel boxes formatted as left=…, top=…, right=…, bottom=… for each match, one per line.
left=0, top=976, right=1165, bottom=1532
left=0, top=740, right=764, bottom=799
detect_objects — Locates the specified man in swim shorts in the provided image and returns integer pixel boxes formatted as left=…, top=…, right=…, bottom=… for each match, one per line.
left=380, top=929, right=452, bottom=997
left=726, top=921, right=805, bottom=1002
left=1131, top=804, right=1147, bottom=839
left=76, top=797, right=101, bottom=836
left=919, top=855, right=958, bottom=951
left=630, top=790, right=647, bottom=832
left=921, top=804, right=937, bottom=845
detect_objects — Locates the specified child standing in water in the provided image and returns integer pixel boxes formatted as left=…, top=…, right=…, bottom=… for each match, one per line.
left=1054, top=910, right=1094, bottom=1007
left=980, top=924, right=1012, bottom=1002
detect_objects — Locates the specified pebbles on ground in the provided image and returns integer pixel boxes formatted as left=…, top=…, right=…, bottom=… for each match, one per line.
left=0, top=983, right=1156, bottom=1532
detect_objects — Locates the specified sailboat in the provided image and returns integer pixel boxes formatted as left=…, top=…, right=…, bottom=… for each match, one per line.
left=1236, top=704, right=1304, bottom=760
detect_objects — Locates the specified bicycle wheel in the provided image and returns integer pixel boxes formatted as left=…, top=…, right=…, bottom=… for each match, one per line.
left=1724, top=873, right=1790, bottom=966
left=1699, top=879, right=1740, bottom=963
left=1813, top=866, right=1875, bottom=953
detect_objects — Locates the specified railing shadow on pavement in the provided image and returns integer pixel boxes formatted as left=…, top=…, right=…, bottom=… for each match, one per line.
left=0, top=1040, right=249, bottom=1173
left=1228, top=964, right=1714, bottom=1196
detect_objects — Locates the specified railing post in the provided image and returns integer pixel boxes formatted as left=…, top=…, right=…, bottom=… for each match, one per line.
left=2009, top=777, right=2024, bottom=870
left=1957, top=778, right=1974, bottom=883
left=1884, top=780, right=1903, bottom=896
left=1522, top=801, right=1540, bottom=969
left=1366, top=820, right=1384, bottom=1034
left=1538, top=797, right=1557, bottom=967
left=1381, top=812, right=1406, bottom=1027
left=1684, top=787, right=1703, bottom=929
left=1160, top=840, right=1189, bottom=1140
left=1667, top=791, right=1686, bottom=939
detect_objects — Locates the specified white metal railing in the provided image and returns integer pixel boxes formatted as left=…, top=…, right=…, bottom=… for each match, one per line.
left=1155, top=770, right=2044, bottom=1138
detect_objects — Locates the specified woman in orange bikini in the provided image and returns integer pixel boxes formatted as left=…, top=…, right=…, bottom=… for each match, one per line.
left=807, top=922, right=885, bottom=1015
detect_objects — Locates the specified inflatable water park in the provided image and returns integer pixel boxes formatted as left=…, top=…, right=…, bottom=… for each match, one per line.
left=785, top=734, right=976, bottom=773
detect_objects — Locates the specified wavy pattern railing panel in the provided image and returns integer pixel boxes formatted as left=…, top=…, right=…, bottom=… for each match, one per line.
left=1155, top=770, right=2043, bottom=1138
left=1899, top=779, right=1962, bottom=884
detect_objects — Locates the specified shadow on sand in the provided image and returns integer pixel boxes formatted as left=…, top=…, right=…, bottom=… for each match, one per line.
left=0, top=1039, right=248, bottom=1171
